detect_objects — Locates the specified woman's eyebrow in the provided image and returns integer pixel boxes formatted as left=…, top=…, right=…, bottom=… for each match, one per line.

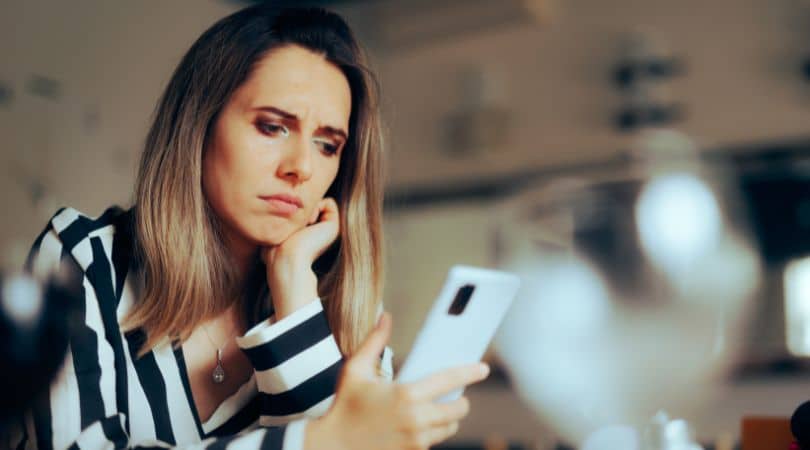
left=255, top=105, right=348, bottom=140
left=255, top=105, right=297, bottom=120
left=318, top=126, right=348, bottom=142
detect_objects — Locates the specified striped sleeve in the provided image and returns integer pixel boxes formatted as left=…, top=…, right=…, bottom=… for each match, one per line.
left=235, top=298, right=395, bottom=435
left=13, top=213, right=298, bottom=450
left=236, top=298, right=342, bottom=432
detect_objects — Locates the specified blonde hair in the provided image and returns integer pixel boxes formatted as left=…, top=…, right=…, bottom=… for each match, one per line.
left=125, top=6, right=384, bottom=358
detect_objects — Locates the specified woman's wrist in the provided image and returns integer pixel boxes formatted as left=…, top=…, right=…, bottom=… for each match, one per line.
left=303, top=415, right=346, bottom=450
left=268, top=259, right=319, bottom=321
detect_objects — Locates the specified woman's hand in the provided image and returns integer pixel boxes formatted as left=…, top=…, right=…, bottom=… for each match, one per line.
left=262, top=197, right=340, bottom=320
left=304, top=312, right=490, bottom=450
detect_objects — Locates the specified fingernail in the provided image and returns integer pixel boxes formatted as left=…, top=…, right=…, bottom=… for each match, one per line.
left=480, top=363, right=490, bottom=376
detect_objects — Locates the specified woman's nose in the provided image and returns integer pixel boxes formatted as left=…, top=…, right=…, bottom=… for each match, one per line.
left=277, top=136, right=313, bottom=183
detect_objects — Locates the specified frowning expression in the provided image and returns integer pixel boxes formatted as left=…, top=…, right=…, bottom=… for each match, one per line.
left=202, top=44, right=351, bottom=249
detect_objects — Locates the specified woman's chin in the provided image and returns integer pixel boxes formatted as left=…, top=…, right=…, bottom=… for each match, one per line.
left=247, top=219, right=303, bottom=247
left=252, top=229, right=295, bottom=247
left=252, top=236, right=285, bottom=247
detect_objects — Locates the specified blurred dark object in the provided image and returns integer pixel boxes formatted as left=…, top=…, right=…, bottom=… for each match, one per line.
left=792, top=401, right=810, bottom=448
left=0, top=271, right=80, bottom=428
left=25, top=75, right=61, bottom=101
left=731, top=357, right=810, bottom=379
left=615, top=103, right=683, bottom=131
left=611, top=33, right=685, bottom=132
left=0, top=81, right=12, bottom=107
left=613, top=58, right=683, bottom=89
left=741, top=175, right=810, bottom=265
left=802, top=57, right=810, bottom=81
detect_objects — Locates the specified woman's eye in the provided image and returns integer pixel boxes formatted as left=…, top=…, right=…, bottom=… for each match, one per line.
left=256, top=121, right=289, bottom=137
left=315, top=139, right=340, bottom=155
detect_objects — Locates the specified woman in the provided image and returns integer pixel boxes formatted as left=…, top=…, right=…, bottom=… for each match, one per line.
left=13, top=5, right=489, bottom=450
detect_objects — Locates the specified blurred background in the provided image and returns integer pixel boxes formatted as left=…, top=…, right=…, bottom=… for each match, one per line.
left=2, top=0, right=810, bottom=448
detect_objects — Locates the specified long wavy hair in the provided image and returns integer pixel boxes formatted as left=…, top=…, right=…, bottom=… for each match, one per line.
left=125, top=5, right=385, bottom=358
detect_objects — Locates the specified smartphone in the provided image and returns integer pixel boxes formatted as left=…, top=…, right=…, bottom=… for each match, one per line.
left=394, top=265, right=521, bottom=402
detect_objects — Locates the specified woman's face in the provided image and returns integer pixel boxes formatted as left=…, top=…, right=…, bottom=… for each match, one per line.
left=203, top=45, right=351, bottom=251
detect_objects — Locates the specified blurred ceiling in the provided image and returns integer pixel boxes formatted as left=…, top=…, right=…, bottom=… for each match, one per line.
left=226, top=0, right=546, bottom=51
left=227, top=0, right=377, bottom=6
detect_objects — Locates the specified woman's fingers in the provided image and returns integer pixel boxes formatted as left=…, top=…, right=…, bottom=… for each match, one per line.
left=308, top=207, right=320, bottom=225
left=317, top=197, right=339, bottom=223
left=406, top=363, right=489, bottom=401
left=308, top=198, right=339, bottom=256
left=309, top=197, right=337, bottom=225
left=420, top=421, right=460, bottom=447
left=328, top=343, right=481, bottom=450
left=282, top=197, right=340, bottom=263
left=344, top=312, right=392, bottom=379
left=408, top=396, right=470, bottom=428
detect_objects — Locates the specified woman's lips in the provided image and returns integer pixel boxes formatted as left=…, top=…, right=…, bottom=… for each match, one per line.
left=259, top=194, right=302, bottom=217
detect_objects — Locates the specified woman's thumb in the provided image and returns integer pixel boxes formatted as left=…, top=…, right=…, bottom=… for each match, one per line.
left=351, top=312, right=392, bottom=371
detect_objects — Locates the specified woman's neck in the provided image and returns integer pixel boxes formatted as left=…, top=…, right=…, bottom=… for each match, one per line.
left=222, top=229, right=260, bottom=280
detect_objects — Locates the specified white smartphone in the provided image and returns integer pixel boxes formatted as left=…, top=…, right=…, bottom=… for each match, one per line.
left=394, top=265, right=521, bottom=402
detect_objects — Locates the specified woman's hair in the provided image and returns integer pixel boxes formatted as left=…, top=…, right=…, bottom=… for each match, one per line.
left=126, top=5, right=385, bottom=358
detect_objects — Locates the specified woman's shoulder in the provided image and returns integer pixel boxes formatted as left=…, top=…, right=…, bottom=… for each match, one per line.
left=46, top=205, right=132, bottom=243
left=29, top=205, right=134, bottom=279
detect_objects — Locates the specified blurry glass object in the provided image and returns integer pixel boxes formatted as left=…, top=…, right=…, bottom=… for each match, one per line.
left=785, top=255, right=810, bottom=357
left=580, top=411, right=705, bottom=450
left=492, top=129, right=761, bottom=444
left=643, top=411, right=703, bottom=450
left=0, top=269, right=79, bottom=430
left=581, top=425, right=640, bottom=450
left=2, top=275, right=43, bottom=325
left=635, top=172, right=722, bottom=278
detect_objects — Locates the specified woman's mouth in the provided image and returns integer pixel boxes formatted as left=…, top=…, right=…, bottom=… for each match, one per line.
left=259, top=194, right=303, bottom=217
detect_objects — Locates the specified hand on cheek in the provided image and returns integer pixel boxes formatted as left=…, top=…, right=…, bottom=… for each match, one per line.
left=262, top=198, right=340, bottom=321
left=308, top=205, right=321, bottom=226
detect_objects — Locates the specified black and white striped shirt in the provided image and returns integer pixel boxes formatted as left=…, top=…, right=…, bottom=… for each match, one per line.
left=10, top=206, right=393, bottom=450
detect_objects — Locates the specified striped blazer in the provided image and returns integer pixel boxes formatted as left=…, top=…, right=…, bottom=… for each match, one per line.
left=9, top=206, right=394, bottom=450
